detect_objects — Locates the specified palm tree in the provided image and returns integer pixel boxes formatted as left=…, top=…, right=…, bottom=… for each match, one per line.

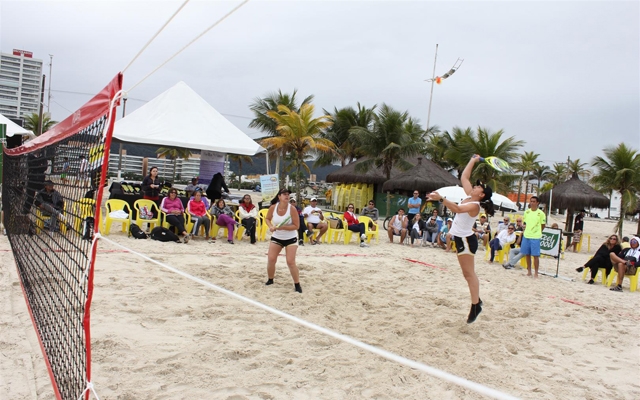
left=228, top=154, right=253, bottom=190
left=424, top=131, right=455, bottom=171
left=547, top=162, right=569, bottom=186
left=513, top=151, right=540, bottom=209
left=350, top=104, right=424, bottom=180
left=262, top=104, right=335, bottom=198
left=591, top=143, right=640, bottom=236
left=23, top=112, right=57, bottom=135
left=315, top=103, right=375, bottom=167
left=156, top=147, right=192, bottom=182
left=442, top=127, right=475, bottom=177
left=531, top=163, right=551, bottom=194
left=463, top=127, right=525, bottom=192
left=566, top=158, right=591, bottom=180
left=249, top=90, right=314, bottom=183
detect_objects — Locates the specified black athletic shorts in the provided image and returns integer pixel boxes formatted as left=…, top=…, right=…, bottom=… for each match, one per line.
left=454, top=234, right=478, bottom=256
left=270, top=236, right=298, bottom=247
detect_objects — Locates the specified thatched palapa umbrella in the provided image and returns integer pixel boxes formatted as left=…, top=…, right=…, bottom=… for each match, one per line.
left=538, top=173, right=610, bottom=230
left=381, top=157, right=460, bottom=193
left=326, top=156, right=421, bottom=185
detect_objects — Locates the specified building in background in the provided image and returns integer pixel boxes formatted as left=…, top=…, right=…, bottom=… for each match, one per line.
left=0, top=49, right=43, bottom=121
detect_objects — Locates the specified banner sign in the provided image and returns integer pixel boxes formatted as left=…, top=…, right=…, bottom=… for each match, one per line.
left=540, top=227, right=562, bottom=257
left=260, top=174, right=279, bottom=204
left=199, top=150, right=225, bottom=185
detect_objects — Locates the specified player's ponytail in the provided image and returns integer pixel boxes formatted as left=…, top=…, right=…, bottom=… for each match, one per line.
left=480, top=199, right=495, bottom=217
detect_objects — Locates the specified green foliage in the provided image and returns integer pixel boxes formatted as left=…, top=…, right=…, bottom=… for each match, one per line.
left=591, top=143, right=640, bottom=235
left=350, top=104, right=425, bottom=180
left=23, top=112, right=57, bottom=135
left=156, top=147, right=192, bottom=181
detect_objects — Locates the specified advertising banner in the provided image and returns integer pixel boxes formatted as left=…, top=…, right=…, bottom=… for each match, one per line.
left=199, top=150, right=225, bottom=185
left=540, top=227, right=562, bottom=257
left=260, top=174, right=279, bottom=204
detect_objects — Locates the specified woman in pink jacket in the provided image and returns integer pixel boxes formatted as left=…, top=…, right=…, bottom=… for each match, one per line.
left=160, top=188, right=190, bottom=243
left=187, top=190, right=212, bottom=242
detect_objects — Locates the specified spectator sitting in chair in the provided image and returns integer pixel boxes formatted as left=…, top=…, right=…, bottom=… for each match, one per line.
left=187, top=190, right=211, bottom=242
left=437, top=218, right=454, bottom=251
left=473, top=213, right=491, bottom=248
left=387, top=208, right=408, bottom=244
left=344, top=203, right=369, bottom=248
left=161, top=188, right=190, bottom=243
left=35, top=180, right=66, bottom=231
left=238, top=194, right=258, bottom=245
left=409, top=212, right=428, bottom=248
left=185, top=177, right=200, bottom=197
left=210, top=199, right=237, bottom=244
left=575, top=234, right=621, bottom=284
left=360, top=200, right=379, bottom=231
left=497, top=216, right=511, bottom=234
left=302, top=198, right=327, bottom=244
left=609, top=236, right=640, bottom=292
left=488, top=223, right=516, bottom=263
left=424, top=212, right=440, bottom=247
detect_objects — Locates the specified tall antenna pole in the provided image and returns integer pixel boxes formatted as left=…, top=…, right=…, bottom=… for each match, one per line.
left=425, top=44, right=438, bottom=135
left=47, top=55, right=53, bottom=114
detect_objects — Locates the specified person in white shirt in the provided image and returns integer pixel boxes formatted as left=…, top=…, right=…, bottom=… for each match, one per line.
left=488, top=223, right=517, bottom=262
left=496, top=216, right=510, bottom=234
left=387, top=208, right=408, bottom=244
left=473, top=214, right=491, bottom=248
left=302, top=198, right=327, bottom=244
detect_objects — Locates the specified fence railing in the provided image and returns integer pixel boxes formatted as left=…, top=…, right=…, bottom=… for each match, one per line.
left=107, top=153, right=202, bottom=181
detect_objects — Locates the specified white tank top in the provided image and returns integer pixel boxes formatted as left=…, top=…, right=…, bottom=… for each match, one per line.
left=271, top=202, right=298, bottom=240
left=449, top=198, right=481, bottom=238
left=392, top=214, right=406, bottom=230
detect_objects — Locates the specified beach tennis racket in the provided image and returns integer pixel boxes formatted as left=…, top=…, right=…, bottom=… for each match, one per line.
left=276, top=215, right=291, bottom=228
left=479, top=156, right=514, bottom=174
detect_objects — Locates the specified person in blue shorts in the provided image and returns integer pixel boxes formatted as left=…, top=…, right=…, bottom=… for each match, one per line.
left=521, top=196, right=546, bottom=278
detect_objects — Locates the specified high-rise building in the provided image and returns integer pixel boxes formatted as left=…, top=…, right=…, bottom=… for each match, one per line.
left=0, top=49, right=43, bottom=121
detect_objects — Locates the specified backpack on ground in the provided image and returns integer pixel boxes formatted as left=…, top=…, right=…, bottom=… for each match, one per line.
left=129, top=223, right=148, bottom=239
left=150, top=226, right=180, bottom=242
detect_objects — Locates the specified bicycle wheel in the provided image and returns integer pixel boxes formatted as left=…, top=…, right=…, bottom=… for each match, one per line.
left=383, top=216, right=392, bottom=231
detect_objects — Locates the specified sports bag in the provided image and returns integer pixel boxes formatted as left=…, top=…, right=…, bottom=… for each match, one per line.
left=150, top=226, right=180, bottom=242
left=129, top=223, right=148, bottom=239
left=82, top=217, right=95, bottom=241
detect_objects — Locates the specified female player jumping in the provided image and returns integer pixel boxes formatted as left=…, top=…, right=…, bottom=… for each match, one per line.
left=427, top=155, right=494, bottom=323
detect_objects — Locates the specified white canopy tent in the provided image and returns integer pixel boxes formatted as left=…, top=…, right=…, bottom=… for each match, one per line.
left=0, top=114, right=35, bottom=138
left=113, top=81, right=263, bottom=156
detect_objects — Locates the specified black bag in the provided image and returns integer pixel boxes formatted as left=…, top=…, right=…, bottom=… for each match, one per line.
left=82, top=217, right=95, bottom=241
left=150, top=226, right=180, bottom=242
left=129, top=223, right=148, bottom=239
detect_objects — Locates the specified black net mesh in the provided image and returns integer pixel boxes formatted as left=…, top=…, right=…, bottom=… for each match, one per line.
left=3, top=116, right=109, bottom=400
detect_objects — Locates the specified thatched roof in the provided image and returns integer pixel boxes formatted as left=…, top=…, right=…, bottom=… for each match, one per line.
left=382, top=157, right=460, bottom=193
left=538, top=173, right=610, bottom=210
left=326, top=156, right=422, bottom=185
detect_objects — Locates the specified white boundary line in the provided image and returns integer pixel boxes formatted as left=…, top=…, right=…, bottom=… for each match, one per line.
left=97, top=234, right=519, bottom=400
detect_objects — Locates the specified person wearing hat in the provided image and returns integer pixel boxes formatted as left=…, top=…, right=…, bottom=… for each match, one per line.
left=427, top=155, right=494, bottom=323
left=265, top=188, right=302, bottom=293
left=35, top=180, right=66, bottom=231
left=302, top=197, right=328, bottom=244
left=473, top=213, right=491, bottom=248
left=185, top=177, right=200, bottom=198
left=609, top=236, right=640, bottom=292
left=521, top=196, right=546, bottom=278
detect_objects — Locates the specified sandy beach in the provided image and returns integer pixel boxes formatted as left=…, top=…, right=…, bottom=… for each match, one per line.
left=2, top=192, right=639, bottom=399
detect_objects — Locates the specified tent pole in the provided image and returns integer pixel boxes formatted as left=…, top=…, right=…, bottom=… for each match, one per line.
left=117, top=97, right=128, bottom=180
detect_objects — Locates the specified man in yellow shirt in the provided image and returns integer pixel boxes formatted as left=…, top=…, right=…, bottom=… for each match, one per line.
left=521, top=196, right=546, bottom=278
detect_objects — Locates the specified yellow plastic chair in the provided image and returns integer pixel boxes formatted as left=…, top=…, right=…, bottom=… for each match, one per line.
left=73, top=198, right=96, bottom=232
left=133, top=199, right=161, bottom=230
left=102, top=199, right=131, bottom=235
left=607, top=267, right=640, bottom=292
left=160, top=210, right=188, bottom=234
left=484, top=239, right=515, bottom=263
left=574, top=234, right=591, bottom=253
left=358, top=215, right=379, bottom=244
left=581, top=267, right=608, bottom=284
left=258, top=208, right=269, bottom=241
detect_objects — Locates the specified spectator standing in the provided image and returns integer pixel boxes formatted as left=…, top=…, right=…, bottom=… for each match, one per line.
left=568, top=211, right=585, bottom=252
left=407, top=190, right=422, bottom=223
left=521, top=196, right=546, bottom=278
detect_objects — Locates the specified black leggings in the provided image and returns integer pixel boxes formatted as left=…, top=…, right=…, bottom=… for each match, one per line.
left=589, top=264, right=613, bottom=280
left=298, top=216, right=306, bottom=240
left=166, top=214, right=186, bottom=234
left=241, top=217, right=257, bottom=243
left=348, top=223, right=366, bottom=241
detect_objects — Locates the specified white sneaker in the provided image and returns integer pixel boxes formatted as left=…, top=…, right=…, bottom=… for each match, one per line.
left=360, top=242, right=369, bottom=248
left=360, top=234, right=367, bottom=241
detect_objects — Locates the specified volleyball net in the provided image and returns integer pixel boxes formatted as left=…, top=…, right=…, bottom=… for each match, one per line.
left=3, top=74, right=122, bottom=400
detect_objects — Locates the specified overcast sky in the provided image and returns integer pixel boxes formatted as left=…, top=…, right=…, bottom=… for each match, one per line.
left=1, top=0, right=638, bottom=168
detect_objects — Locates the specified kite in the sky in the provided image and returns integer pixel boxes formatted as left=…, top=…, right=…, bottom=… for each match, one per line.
left=430, top=58, right=464, bottom=84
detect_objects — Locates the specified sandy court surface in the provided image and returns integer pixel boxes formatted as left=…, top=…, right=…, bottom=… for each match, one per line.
left=1, top=208, right=640, bottom=399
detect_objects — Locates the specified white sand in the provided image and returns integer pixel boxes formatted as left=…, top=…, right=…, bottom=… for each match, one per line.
left=2, top=195, right=640, bottom=399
